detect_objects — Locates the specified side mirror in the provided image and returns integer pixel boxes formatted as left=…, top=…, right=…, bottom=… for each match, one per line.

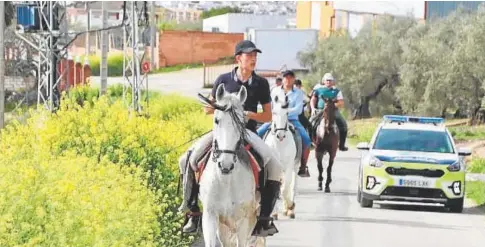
left=457, top=147, right=472, bottom=156
left=356, top=142, right=370, bottom=151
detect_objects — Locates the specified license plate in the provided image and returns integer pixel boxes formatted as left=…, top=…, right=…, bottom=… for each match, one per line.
left=398, top=178, right=430, bottom=188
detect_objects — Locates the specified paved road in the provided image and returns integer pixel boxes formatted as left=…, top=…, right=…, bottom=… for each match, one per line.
left=90, top=65, right=279, bottom=100
left=193, top=148, right=485, bottom=247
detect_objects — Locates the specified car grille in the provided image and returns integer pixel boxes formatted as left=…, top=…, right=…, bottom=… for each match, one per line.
left=385, top=167, right=444, bottom=178
left=381, top=186, right=446, bottom=199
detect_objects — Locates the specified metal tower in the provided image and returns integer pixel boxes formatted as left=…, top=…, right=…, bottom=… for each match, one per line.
left=16, top=1, right=69, bottom=112
left=122, top=1, right=149, bottom=114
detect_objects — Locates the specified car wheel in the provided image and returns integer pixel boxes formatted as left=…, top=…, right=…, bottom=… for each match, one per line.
left=446, top=197, right=464, bottom=213
left=360, top=195, right=373, bottom=208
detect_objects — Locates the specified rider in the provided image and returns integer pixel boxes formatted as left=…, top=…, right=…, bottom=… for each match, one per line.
left=295, top=79, right=311, bottom=134
left=178, top=40, right=283, bottom=237
left=309, top=73, right=348, bottom=151
left=256, top=70, right=312, bottom=177
left=271, top=77, right=283, bottom=92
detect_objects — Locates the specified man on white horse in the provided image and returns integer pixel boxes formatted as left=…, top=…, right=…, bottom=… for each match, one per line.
left=257, top=70, right=312, bottom=177
left=309, top=73, right=348, bottom=151
left=179, top=40, right=283, bottom=237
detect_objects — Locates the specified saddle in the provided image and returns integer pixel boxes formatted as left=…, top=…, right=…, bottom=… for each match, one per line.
left=263, top=123, right=303, bottom=163
left=194, top=142, right=265, bottom=190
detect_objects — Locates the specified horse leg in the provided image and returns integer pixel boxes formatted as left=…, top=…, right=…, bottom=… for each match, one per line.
left=202, top=211, right=219, bottom=247
left=280, top=163, right=294, bottom=218
left=316, top=151, right=324, bottom=191
left=235, top=216, right=251, bottom=247
left=325, top=151, right=337, bottom=193
left=248, top=237, right=267, bottom=247
left=285, top=161, right=298, bottom=219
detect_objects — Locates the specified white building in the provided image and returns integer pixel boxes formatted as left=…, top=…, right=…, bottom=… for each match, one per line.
left=203, top=13, right=294, bottom=33
left=245, top=28, right=319, bottom=71
left=333, top=1, right=425, bottom=37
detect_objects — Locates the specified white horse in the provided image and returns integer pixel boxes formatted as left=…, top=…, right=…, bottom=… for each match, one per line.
left=263, top=91, right=300, bottom=219
left=199, top=83, right=265, bottom=247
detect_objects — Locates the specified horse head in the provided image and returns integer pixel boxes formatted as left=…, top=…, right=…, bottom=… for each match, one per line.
left=321, top=97, right=337, bottom=134
left=271, top=91, right=290, bottom=141
left=212, top=83, right=248, bottom=175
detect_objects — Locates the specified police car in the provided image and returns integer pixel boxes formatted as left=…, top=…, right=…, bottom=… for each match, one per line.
left=356, top=115, right=472, bottom=212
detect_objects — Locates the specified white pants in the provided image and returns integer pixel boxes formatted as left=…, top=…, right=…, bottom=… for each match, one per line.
left=178, top=130, right=283, bottom=181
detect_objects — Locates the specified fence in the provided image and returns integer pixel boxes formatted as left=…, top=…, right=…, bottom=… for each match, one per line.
left=202, top=63, right=236, bottom=88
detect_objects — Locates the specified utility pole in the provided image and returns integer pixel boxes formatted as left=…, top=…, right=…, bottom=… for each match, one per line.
left=150, top=1, right=156, bottom=69
left=123, top=2, right=148, bottom=113
left=100, top=1, right=108, bottom=95
left=85, top=2, right=90, bottom=55
left=15, top=1, right=69, bottom=112
left=0, top=2, right=5, bottom=129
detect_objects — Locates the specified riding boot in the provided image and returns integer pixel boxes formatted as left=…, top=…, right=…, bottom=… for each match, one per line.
left=252, top=180, right=281, bottom=237
left=339, top=130, right=349, bottom=151
left=182, top=182, right=201, bottom=233
left=298, top=146, right=311, bottom=177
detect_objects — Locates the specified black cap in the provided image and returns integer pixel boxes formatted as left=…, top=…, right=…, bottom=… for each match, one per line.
left=234, top=40, right=262, bottom=56
left=281, top=70, right=295, bottom=77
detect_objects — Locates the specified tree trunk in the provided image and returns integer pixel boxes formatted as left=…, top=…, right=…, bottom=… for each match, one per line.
left=353, top=98, right=372, bottom=119
left=352, top=77, right=391, bottom=119
left=469, top=77, right=485, bottom=126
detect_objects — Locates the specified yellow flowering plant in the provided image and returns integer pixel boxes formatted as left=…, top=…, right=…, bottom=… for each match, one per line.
left=0, top=86, right=213, bottom=246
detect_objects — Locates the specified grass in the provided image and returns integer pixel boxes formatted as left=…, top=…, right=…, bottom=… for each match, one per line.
left=466, top=181, right=485, bottom=206
left=347, top=118, right=381, bottom=146
left=346, top=117, right=484, bottom=146
left=448, top=125, right=485, bottom=141
left=467, top=158, right=485, bottom=173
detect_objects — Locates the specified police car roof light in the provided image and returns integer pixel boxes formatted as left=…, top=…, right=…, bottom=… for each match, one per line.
left=383, top=115, right=444, bottom=125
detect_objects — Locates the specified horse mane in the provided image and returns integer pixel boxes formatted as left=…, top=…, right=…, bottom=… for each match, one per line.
left=215, top=92, right=250, bottom=144
left=323, top=98, right=337, bottom=133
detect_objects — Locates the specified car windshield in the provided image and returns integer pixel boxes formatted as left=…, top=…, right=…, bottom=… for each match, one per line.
left=373, top=128, right=454, bottom=153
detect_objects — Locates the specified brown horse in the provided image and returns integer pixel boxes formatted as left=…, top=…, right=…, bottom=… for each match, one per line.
left=313, top=98, right=339, bottom=192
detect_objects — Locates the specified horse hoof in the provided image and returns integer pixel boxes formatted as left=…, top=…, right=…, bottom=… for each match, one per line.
left=288, top=210, right=295, bottom=219
left=318, top=186, right=323, bottom=191
left=324, top=187, right=331, bottom=193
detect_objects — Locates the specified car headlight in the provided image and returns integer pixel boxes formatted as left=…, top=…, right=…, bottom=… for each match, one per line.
left=447, top=161, right=461, bottom=172
left=368, top=156, right=384, bottom=168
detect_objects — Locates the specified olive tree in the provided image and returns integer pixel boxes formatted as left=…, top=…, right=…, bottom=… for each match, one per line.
left=299, top=15, right=417, bottom=119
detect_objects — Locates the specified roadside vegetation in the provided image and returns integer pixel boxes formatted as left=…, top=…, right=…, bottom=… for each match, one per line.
left=298, top=6, right=485, bottom=124
left=466, top=182, right=485, bottom=206
left=0, top=85, right=212, bottom=246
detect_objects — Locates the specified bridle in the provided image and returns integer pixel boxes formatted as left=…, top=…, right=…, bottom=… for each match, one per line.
left=210, top=105, right=247, bottom=169
left=271, top=95, right=290, bottom=134
left=212, top=138, right=243, bottom=164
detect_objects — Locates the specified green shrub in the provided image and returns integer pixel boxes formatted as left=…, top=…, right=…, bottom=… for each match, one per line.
left=82, top=52, right=128, bottom=77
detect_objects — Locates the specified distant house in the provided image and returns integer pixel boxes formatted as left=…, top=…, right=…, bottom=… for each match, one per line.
left=296, top=1, right=425, bottom=38
left=296, top=1, right=485, bottom=38
left=202, top=13, right=294, bottom=33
